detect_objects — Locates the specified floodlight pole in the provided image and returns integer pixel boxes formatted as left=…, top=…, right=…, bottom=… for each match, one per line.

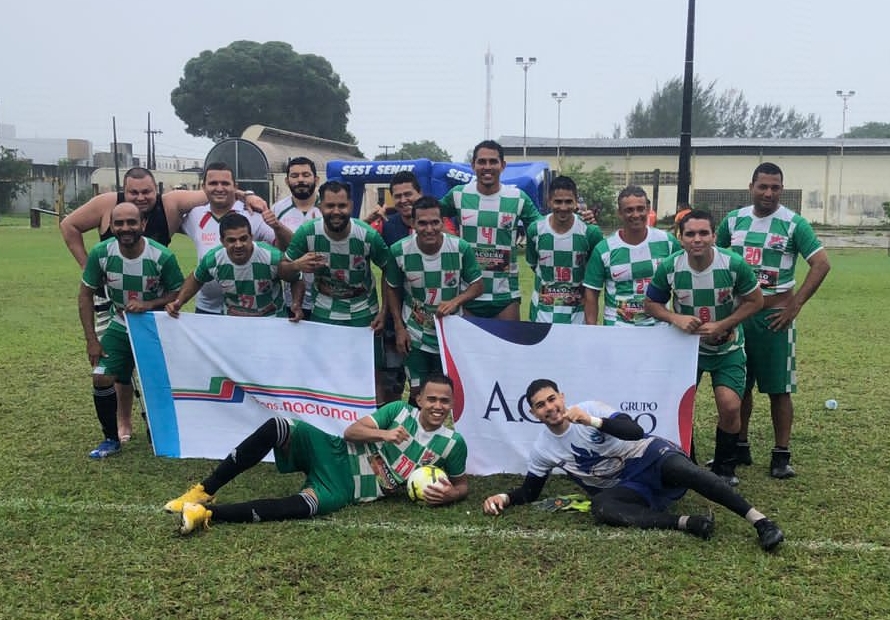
left=835, top=89, right=855, bottom=226
left=516, top=56, right=537, bottom=159
left=551, top=92, right=567, bottom=174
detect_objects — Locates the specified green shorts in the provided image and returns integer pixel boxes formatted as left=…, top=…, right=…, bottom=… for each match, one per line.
left=464, top=298, right=519, bottom=318
left=697, top=347, right=747, bottom=400
left=405, top=347, right=443, bottom=389
left=743, top=309, right=797, bottom=394
left=94, top=326, right=134, bottom=380
left=273, top=420, right=355, bottom=516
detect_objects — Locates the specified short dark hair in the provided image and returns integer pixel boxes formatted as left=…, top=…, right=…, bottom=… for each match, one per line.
left=617, top=185, right=649, bottom=207
left=390, top=170, right=421, bottom=193
left=286, top=156, right=317, bottom=177
left=419, top=373, right=454, bottom=393
left=549, top=175, right=578, bottom=198
left=218, top=212, right=251, bottom=236
left=203, top=161, right=234, bottom=183
left=411, top=195, right=441, bottom=220
left=525, top=378, right=559, bottom=405
left=472, top=140, right=504, bottom=162
left=318, top=180, right=351, bottom=201
left=123, top=167, right=157, bottom=187
left=677, top=209, right=714, bottom=234
left=752, top=162, right=783, bottom=183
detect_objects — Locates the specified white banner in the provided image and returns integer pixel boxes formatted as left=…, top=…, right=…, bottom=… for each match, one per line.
left=126, top=313, right=376, bottom=460
left=436, top=316, right=699, bottom=475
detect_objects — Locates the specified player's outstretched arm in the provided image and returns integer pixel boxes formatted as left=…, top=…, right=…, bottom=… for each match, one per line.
left=61, top=192, right=118, bottom=268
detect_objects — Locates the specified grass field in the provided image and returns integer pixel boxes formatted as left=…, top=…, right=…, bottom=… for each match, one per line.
left=1, top=217, right=889, bottom=619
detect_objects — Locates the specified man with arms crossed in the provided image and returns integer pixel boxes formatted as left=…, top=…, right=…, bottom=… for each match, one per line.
left=716, top=162, right=830, bottom=478
left=482, top=378, right=784, bottom=552
left=583, top=185, right=680, bottom=326
left=165, top=374, right=468, bottom=534
left=78, top=202, right=184, bottom=458
left=385, top=196, right=483, bottom=403
left=526, top=176, right=603, bottom=323
left=644, top=210, right=764, bottom=485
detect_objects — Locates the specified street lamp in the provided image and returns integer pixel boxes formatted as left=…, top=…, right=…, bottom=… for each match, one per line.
left=551, top=91, right=567, bottom=173
left=515, top=56, right=537, bottom=159
left=835, top=89, right=855, bottom=226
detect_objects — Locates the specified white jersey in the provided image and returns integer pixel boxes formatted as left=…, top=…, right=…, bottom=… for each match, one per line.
left=272, top=196, right=322, bottom=310
left=179, top=201, right=276, bottom=313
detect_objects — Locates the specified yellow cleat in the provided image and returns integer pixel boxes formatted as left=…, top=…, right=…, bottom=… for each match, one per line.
left=163, top=484, right=214, bottom=514
left=179, top=502, right=212, bottom=536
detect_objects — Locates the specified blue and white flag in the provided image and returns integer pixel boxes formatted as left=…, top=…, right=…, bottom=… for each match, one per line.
left=127, top=313, right=376, bottom=459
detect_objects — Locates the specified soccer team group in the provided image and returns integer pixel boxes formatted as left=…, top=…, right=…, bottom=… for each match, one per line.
left=62, top=139, right=831, bottom=552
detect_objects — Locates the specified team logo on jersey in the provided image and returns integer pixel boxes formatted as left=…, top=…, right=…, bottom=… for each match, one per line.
left=257, top=279, right=271, bottom=294
left=145, top=276, right=159, bottom=291
left=575, top=253, right=586, bottom=266
left=444, top=271, right=458, bottom=287
left=419, top=449, right=439, bottom=466
left=717, top=288, right=732, bottom=305
left=500, top=214, right=514, bottom=228
left=767, top=234, right=787, bottom=251
left=352, top=256, right=366, bottom=271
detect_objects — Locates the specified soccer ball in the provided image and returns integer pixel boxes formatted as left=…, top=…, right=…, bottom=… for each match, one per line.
left=406, top=465, right=448, bottom=502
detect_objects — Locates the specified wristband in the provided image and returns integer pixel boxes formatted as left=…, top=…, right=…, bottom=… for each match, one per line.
left=589, top=416, right=603, bottom=429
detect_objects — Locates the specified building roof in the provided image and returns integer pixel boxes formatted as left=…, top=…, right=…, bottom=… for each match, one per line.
left=498, top=135, right=890, bottom=154
left=241, top=125, right=363, bottom=174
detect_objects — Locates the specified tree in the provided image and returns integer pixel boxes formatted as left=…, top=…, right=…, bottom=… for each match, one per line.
left=625, top=76, right=822, bottom=138
left=374, top=140, right=452, bottom=161
left=845, top=122, right=890, bottom=139
left=171, top=41, right=355, bottom=143
left=561, top=162, right=617, bottom=225
left=0, top=147, right=31, bottom=214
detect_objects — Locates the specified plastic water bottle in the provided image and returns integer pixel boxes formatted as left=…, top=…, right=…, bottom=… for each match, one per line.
left=824, top=399, right=838, bottom=410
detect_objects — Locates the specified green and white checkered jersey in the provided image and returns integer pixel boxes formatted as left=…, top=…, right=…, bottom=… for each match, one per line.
left=583, top=228, right=681, bottom=326
left=194, top=242, right=286, bottom=317
left=526, top=215, right=603, bottom=324
left=272, top=198, right=322, bottom=309
left=179, top=202, right=277, bottom=313
left=650, top=247, right=759, bottom=355
left=440, top=184, right=542, bottom=303
left=385, top=233, right=483, bottom=353
left=347, top=401, right=468, bottom=502
left=716, top=205, right=823, bottom=296
left=82, top=238, right=184, bottom=333
left=285, top=218, right=390, bottom=324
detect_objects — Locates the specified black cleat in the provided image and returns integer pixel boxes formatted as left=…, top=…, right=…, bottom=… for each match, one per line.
left=754, top=518, right=784, bottom=551
left=770, top=449, right=796, bottom=479
left=685, top=514, right=715, bottom=540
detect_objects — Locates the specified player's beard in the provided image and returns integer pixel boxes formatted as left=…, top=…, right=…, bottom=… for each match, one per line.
left=290, top=182, right=316, bottom=200
left=116, top=229, right=143, bottom=250
left=324, top=213, right=349, bottom=234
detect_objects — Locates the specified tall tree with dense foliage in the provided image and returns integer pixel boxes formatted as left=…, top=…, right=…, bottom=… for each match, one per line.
left=171, top=41, right=356, bottom=143
left=374, top=140, right=452, bottom=161
left=0, top=147, right=31, bottom=213
left=561, top=162, right=616, bottom=225
left=624, top=76, right=822, bottom=139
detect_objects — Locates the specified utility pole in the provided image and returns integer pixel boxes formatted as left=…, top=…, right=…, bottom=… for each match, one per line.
left=146, top=112, right=163, bottom=170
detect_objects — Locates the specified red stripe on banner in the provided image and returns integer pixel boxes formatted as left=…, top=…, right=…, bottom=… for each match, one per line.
left=437, top=317, right=465, bottom=422
left=677, top=385, right=697, bottom=455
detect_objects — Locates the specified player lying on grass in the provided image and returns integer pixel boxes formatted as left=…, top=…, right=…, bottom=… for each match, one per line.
left=481, top=378, right=784, bottom=552
left=164, top=373, right=468, bottom=535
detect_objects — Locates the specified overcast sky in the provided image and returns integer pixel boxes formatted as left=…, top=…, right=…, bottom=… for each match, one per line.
left=2, top=0, right=887, bottom=163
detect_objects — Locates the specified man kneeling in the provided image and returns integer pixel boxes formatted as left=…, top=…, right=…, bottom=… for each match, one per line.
left=482, top=379, right=784, bottom=552
left=165, top=373, right=468, bottom=534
